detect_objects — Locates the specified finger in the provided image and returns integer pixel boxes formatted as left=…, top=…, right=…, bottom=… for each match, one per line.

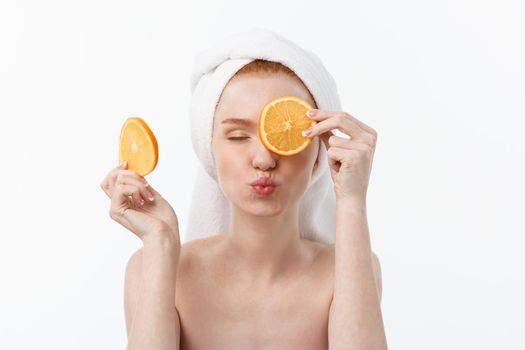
left=326, top=147, right=341, bottom=172
left=118, top=171, right=153, bottom=198
left=303, top=115, right=364, bottom=140
left=117, top=175, right=154, bottom=203
left=110, top=167, right=157, bottom=201
left=305, top=113, right=371, bottom=144
left=108, top=163, right=147, bottom=184
left=100, top=181, right=111, bottom=198
left=125, top=174, right=158, bottom=199
left=119, top=169, right=151, bottom=182
left=307, top=110, right=376, bottom=145
left=131, top=191, right=145, bottom=207
left=327, top=146, right=359, bottom=165
left=308, top=109, right=374, bottom=133
left=101, top=162, right=129, bottom=197
left=115, top=183, right=145, bottom=207
left=141, top=179, right=158, bottom=198
left=328, top=135, right=373, bottom=151
left=338, top=111, right=376, bottom=136
left=112, top=169, right=148, bottom=186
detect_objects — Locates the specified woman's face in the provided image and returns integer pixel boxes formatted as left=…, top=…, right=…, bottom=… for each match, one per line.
left=211, top=72, right=320, bottom=216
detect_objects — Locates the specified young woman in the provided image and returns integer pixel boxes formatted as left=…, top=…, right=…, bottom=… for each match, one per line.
left=100, top=33, right=387, bottom=349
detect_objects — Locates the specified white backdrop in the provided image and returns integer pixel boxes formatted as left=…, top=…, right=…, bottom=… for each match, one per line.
left=1, top=0, right=524, bottom=349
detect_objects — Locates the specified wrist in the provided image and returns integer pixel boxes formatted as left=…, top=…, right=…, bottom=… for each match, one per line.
left=336, top=195, right=367, bottom=208
left=142, top=229, right=180, bottom=250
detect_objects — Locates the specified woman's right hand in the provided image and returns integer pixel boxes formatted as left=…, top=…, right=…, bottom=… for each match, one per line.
left=100, top=162, right=180, bottom=244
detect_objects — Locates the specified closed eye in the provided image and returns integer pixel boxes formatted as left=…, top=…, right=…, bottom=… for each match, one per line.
left=228, top=137, right=249, bottom=141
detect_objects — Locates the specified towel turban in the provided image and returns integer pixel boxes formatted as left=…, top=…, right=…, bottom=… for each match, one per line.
left=184, top=27, right=342, bottom=245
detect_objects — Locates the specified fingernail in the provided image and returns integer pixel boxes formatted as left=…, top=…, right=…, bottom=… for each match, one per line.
left=147, top=189, right=154, bottom=199
left=148, top=196, right=154, bottom=201
left=302, top=128, right=312, bottom=137
left=307, top=109, right=318, bottom=117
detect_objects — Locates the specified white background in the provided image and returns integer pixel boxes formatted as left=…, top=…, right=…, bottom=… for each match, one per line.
left=1, top=0, right=524, bottom=349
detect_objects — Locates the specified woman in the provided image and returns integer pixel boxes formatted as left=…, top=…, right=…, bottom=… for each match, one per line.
left=100, top=28, right=387, bottom=349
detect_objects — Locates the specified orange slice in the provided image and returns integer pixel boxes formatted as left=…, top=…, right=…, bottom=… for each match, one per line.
left=258, top=96, right=316, bottom=156
left=119, top=117, right=158, bottom=177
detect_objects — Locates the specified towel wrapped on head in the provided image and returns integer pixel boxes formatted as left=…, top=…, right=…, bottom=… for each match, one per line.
left=184, top=27, right=342, bottom=245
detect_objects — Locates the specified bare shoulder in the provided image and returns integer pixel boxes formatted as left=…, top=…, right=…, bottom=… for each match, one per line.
left=301, top=239, right=335, bottom=276
left=177, top=234, right=224, bottom=274
left=309, top=240, right=334, bottom=264
left=180, top=233, right=223, bottom=258
left=182, top=233, right=223, bottom=248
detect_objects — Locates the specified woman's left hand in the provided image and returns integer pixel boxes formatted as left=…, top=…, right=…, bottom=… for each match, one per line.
left=303, top=109, right=378, bottom=201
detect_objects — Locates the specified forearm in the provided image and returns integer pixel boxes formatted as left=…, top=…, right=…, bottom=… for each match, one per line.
left=127, top=232, right=181, bottom=350
left=329, top=197, right=387, bottom=350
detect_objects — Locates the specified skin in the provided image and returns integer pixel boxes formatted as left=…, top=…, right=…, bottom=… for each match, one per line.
left=121, top=71, right=384, bottom=349
left=210, top=71, right=322, bottom=284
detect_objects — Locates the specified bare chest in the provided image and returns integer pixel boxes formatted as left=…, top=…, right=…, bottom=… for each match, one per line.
left=175, top=256, right=333, bottom=349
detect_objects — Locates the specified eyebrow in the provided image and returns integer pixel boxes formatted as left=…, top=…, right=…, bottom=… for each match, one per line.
left=221, top=118, right=256, bottom=127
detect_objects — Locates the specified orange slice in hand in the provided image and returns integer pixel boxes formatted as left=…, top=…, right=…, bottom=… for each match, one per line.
left=119, top=117, right=159, bottom=176
left=258, top=96, right=316, bottom=156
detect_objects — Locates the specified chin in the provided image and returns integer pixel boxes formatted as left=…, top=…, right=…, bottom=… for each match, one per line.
left=236, top=197, right=284, bottom=217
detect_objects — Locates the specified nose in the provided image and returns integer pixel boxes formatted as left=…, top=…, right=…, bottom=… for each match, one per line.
left=252, top=139, right=277, bottom=171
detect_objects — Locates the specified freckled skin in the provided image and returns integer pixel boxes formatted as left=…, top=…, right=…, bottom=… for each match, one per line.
left=175, top=72, right=335, bottom=349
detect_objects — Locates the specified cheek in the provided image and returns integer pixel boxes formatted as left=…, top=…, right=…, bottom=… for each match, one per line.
left=214, top=143, right=245, bottom=181
left=285, top=141, right=318, bottom=187
left=280, top=154, right=314, bottom=188
left=216, top=152, right=235, bottom=176
left=295, top=139, right=319, bottom=167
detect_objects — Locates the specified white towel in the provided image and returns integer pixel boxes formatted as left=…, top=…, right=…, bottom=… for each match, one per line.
left=184, top=27, right=342, bottom=245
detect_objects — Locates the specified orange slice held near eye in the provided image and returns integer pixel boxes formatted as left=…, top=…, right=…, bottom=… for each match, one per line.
left=258, top=96, right=317, bottom=156
left=119, top=117, right=159, bottom=177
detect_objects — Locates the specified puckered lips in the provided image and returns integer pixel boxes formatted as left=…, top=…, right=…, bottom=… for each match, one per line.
left=250, top=177, right=277, bottom=196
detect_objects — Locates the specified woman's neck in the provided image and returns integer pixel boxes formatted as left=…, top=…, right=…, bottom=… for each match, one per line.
left=221, top=207, right=306, bottom=284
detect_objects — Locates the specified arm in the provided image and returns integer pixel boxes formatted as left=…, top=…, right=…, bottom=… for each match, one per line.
left=371, top=251, right=382, bottom=304
left=328, top=198, right=387, bottom=350
left=124, top=231, right=181, bottom=350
